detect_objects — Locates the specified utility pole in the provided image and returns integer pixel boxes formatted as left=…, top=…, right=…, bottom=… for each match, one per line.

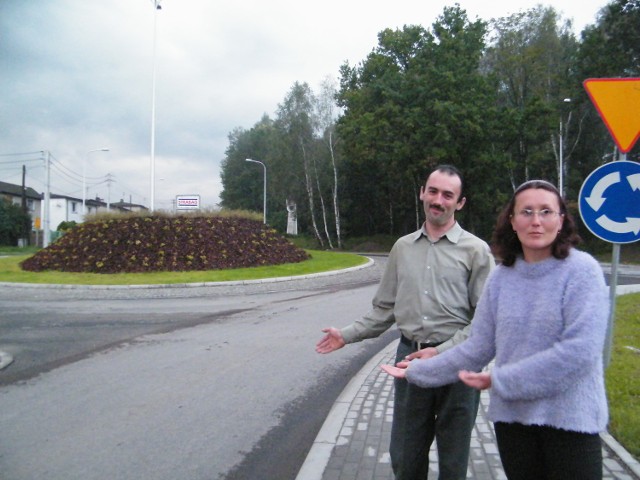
left=43, top=151, right=51, bottom=248
left=21, top=165, right=29, bottom=245
left=106, top=173, right=114, bottom=211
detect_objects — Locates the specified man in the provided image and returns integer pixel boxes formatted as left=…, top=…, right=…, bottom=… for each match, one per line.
left=316, top=164, right=495, bottom=479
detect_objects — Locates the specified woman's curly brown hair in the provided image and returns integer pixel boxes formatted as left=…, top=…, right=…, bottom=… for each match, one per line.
left=491, top=180, right=581, bottom=266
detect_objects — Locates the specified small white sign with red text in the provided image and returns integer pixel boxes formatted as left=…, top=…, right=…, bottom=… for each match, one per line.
left=176, top=195, right=200, bottom=210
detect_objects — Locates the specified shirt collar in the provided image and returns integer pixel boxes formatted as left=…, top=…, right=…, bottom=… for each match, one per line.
left=412, top=221, right=463, bottom=244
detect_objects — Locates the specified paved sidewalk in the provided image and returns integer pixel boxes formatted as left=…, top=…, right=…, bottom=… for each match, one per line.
left=298, top=340, right=640, bottom=480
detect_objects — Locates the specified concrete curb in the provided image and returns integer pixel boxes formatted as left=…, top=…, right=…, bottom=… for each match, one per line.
left=602, top=431, right=640, bottom=478
left=296, top=341, right=398, bottom=480
left=616, top=284, right=640, bottom=295
left=0, top=257, right=374, bottom=290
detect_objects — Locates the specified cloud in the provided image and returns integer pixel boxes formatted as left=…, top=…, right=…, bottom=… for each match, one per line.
left=0, top=0, right=609, bottom=211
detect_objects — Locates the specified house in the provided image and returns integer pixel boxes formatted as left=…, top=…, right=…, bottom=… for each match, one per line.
left=48, top=194, right=85, bottom=229
left=1, top=180, right=147, bottom=246
left=49, top=194, right=134, bottom=229
left=0, top=180, right=42, bottom=230
left=110, top=200, right=149, bottom=213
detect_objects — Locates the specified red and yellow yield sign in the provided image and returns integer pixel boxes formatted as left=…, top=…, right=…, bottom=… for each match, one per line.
left=583, top=77, right=640, bottom=153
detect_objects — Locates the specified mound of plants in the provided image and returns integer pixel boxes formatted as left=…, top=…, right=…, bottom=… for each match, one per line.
left=20, top=214, right=310, bottom=273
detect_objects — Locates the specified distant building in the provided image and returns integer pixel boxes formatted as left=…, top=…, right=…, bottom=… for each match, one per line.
left=48, top=193, right=83, bottom=228
left=46, top=194, right=133, bottom=230
left=0, top=180, right=148, bottom=246
left=110, top=200, right=149, bottom=213
left=0, top=180, right=42, bottom=230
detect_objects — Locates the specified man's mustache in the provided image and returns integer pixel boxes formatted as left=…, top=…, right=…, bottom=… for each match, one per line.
left=429, top=204, right=445, bottom=212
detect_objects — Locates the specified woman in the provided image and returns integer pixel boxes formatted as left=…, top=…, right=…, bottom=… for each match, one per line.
left=382, top=180, right=609, bottom=480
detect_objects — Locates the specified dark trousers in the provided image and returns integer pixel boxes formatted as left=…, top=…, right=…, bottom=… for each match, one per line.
left=390, top=341, right=480, bottom=480
left=494, top=422, right=603, bottom=480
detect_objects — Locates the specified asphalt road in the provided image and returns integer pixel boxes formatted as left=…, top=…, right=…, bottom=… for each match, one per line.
left=0, top=256, right=638, bottom=480
left=0, top=258, right=395, bottom=480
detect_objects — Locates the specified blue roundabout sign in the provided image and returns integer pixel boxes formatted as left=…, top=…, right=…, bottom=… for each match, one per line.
left=578, top=160, right=640, bottom=244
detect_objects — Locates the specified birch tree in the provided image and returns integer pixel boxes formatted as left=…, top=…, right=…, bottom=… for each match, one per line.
left=276, top=82, right=326, bottom=246
left=316, top=77, right=342, bottom=248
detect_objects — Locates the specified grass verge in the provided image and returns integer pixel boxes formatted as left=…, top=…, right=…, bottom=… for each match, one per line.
left=0, top=250, right=368, bottom=285
left=606, top=292, right=640, bottom=460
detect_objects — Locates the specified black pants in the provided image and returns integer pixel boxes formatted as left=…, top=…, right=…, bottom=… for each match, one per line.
left=494, top=422, right=603, bottom=480
left=389, top=341, right=480, bottom=480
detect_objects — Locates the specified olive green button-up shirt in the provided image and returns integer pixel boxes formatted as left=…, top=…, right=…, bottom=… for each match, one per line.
left=341, top=222, right=495, bottom=353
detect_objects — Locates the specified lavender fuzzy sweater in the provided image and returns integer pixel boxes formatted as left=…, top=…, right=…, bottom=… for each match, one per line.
left=406, top=249, right=609, bottom=433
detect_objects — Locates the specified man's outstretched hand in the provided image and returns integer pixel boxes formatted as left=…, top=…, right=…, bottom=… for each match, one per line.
left=316, top=327, right=346, bottom=354
left=404, top=347, right=438, bottom=361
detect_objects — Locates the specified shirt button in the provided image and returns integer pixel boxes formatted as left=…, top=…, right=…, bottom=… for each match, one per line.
left=423, top=316, right=428, bottom=320
left=424, top=290, right=428, bottom=295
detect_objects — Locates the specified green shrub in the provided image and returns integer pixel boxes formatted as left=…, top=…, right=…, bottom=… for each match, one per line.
left=0, top=198, right=31, bottom=246
left=57, top=220, right=78, bottom=231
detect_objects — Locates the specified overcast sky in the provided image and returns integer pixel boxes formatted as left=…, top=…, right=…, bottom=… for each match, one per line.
left=0, top=0, right=609, bottom=211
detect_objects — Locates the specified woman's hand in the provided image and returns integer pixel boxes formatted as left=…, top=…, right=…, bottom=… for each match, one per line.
left=458, top=370, right=491, bottom=390
left=381, top=362, right=409, bottom=379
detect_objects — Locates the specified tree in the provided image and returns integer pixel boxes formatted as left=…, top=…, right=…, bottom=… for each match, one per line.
left=274, top=81, right=346, bottom=247
left=483, top=6, right=583, bottom=194
left=337, top=24, right=429, bottom=236
left=578, top=0, right=640, bottom=78
left=219, top=115, right=281, bottom=216
left=316, top=77, right=343, bottom=248
left=0, top=198, right=32, bottom=246
left=220, top=83, right=343, bottom=243
left=275, top=82, right=323, bottom=245
left=219, top=3, right=639, bottom=245
left=337, top=6, right=503, bottom=238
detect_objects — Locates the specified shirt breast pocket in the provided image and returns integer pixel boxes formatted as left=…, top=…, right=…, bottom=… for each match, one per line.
left=436, top=267, right=469, bottom=304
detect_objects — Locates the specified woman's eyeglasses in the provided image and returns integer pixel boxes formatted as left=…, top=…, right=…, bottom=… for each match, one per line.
left=514, top=209, right=562, bottom=221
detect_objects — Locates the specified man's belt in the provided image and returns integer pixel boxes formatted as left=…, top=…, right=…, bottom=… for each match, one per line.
left=400, top=334, right=444, bottom=351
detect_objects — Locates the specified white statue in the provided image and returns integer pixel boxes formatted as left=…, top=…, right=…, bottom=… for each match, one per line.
left=286, top=199, right=298, bottom=235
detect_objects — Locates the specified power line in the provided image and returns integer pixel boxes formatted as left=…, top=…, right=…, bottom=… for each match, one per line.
left=48, top=153, right=109, bottom=186
left=48, top=153, right=83, bottom=182
left=0, top=151, right=44, bottom=157
left=0, top=157, right=43, bottom=165
left=1, top=151, right=147, bottom=207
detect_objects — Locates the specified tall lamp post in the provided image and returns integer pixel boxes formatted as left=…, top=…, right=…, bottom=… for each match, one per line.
left=150, top=0, right=162, bottom=211
left=558, top=97, right=571, bottom=197
left=83, top=148, right=109, bottom=217
left=246, top=158, right=266, bottom=223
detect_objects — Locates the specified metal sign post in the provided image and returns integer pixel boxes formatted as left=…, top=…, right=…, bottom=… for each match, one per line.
left=578, top=157, right=640, bottom=365
left=581, top=77, right=640, bottom=367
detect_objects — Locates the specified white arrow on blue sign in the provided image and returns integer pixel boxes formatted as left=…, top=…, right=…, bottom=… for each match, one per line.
left=578, top=160, right=640, bottom=243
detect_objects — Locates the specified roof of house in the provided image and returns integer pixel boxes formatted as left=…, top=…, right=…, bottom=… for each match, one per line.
left=0, top=180, right=42, bottom=200
left=50, top=193, right=82, bottom=202
left=1, top=181, right=147, bottom=211
left=111, top=200, right=149, bottom=210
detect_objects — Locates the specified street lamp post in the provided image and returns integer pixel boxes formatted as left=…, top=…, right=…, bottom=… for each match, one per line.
left=83, top=148, right=109, bottom=217
left=150, top=0, right=162, bottom=211
left=558, top=97, right=571, bottom=197
left=246, top=158, right=266, bottom=223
